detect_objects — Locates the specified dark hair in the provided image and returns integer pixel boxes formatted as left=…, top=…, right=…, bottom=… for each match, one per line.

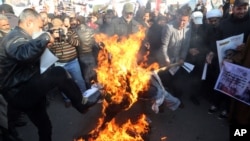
left=106, top=9, right=114, bottom=15
left=76, top=15, right=85, bottom=24
left=48, top=13, right=55, bottom=20
left=69, top=17, right=77, bottom=23
left=63, top=16, right=70, bottom=21
left=177, top=4, right=192, bottom=17
left=0, top=4, right=15, bottom=14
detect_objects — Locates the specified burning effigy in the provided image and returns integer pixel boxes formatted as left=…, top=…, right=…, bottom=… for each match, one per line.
left=76, top=28, right=181, bottom=141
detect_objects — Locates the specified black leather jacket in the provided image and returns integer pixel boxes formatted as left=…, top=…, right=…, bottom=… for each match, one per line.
left=0, top=26, right=50, bottom=99
left=76, top=24, right=95, bottom=55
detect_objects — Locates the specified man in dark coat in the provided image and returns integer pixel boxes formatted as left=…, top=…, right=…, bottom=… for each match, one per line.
left=109, top=2, right=140, bottom=38
left=0, top=8, right=98, bottom=141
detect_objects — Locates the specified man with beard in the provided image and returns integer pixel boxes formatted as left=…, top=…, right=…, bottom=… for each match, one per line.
left=0, top=4, right=18, bottom=29
left=217, top=0, right=250, bottom=42
left=48, top=18, right=87, bottom=107
left=39, top=11, right=52, bottom=32
left=109, top=2, right=139, bottom=38
left=215, top=0, right=250, bottom=119
left=216, top=0, right=250, bottom=139
left=99, top=13, right=114, bottom=36
left=0, top=14, right=10, bottom=42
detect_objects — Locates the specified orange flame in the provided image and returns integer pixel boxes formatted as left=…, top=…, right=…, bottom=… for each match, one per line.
left=95, top=29, right=155, bottom=108
left=89, top=114, right=149, bottom=141
left=78, top=28, right=159, bottom=141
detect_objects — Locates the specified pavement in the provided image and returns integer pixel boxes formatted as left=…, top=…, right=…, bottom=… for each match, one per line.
left=16, top=91, right=229, bottom=141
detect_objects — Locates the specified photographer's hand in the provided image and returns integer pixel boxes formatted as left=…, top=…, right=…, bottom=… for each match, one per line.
left=62, top=26, right=68, bottom=34
left=46, top=32, right=55, bottom=47
left=236, top=43, right=245, bottom=51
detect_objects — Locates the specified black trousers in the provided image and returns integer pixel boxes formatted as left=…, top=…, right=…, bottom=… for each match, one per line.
left=78, top=53, right=97, bottom=89
left=7, top=67, right=86, bottom=141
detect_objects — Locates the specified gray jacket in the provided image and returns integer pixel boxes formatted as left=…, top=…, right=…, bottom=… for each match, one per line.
left=160, top=20, right=192, bottom=65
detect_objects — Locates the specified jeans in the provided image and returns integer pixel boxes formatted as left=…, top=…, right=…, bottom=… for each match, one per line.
left=7, top=67, right=87, bottom=141
left=57, top=59, right=87, bottom=102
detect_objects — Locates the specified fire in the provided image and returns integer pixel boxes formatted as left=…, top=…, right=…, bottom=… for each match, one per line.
left=95, top=29, right=156, bottom=107
left=89, top=114, right=149, bottom=141
left=77, top=28, right=159, bottom=141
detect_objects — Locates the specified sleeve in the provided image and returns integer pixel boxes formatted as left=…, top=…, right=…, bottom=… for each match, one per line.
left=67, top=30, right=80, bottom=47
left=180, top=28, right=191, bottom=60
left=5, top=33, right=50, bottom=62
left=161, top=25, right=171, bottom=63
left=232, top=35, right=250, bottom=65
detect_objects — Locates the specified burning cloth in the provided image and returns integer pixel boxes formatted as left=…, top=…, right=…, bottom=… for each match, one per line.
left=149, top=71, right=181, bottom=113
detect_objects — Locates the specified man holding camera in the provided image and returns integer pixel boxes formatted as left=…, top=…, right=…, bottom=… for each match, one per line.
left=48, top=18, right=87, bottom=107
left=0, top=9, right=98, bottom=141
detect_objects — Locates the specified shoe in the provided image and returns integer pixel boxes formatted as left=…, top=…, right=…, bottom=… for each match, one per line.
left=208, top=105, right=217, bottom=114
left=76, top=90, right=101, bottom=114
left=190, top=96, right=200, bottom=106
left=77, top=100, right=99, bottom=114
left=218, top=110, right=228, bottom=120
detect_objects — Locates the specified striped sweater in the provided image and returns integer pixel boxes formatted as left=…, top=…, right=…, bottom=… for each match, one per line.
left=49, top=29, right=80, bottom=63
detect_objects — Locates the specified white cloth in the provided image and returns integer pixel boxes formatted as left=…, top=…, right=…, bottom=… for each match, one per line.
left=151, top=71, right=181, bottom=113
left=191, top=11, right=203, bottom=25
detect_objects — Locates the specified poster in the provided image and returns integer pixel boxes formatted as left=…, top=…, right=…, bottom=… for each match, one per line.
left=216, top=33, right=244, bottom=69
left=214, top=62, right=250, bottom=106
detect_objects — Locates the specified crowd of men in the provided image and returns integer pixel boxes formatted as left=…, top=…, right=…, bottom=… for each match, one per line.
left=0, top=0, right=250, bottom=140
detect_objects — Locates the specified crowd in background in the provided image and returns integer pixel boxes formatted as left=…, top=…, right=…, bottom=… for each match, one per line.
left=0, top=0, right=250, bottom=141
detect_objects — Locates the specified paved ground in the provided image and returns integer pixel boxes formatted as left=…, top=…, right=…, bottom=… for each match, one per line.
left=16, top=92, right=229, bottom=141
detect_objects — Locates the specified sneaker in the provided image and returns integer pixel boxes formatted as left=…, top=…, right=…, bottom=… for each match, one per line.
left=77, top=90, right=101, bottom=114
left=208, top=105, right=217, bottom=114
left=218, top=110, right=228, bottom=120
